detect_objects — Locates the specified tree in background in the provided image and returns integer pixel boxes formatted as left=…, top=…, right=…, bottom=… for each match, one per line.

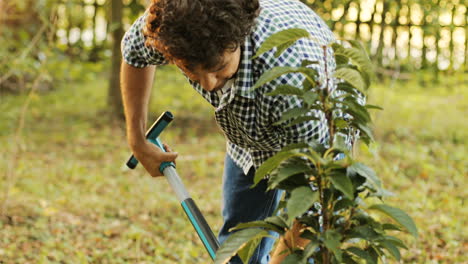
left=108, top=0, right=124, bottom=119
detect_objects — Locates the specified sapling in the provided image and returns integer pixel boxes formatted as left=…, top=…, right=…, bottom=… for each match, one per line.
left=214, top=28, right=417, bottom=264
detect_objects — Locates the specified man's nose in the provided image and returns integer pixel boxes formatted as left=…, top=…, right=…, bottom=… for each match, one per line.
left=200, top=73, right=219, bottom=91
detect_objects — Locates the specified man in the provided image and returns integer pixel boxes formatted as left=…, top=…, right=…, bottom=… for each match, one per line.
left=120, top=0, right=338, bottom=263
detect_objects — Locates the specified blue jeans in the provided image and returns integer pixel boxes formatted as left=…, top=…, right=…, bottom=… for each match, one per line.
left=218, top=155, right=283, bottom=264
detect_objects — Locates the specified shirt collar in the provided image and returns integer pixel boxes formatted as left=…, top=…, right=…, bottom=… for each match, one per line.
left=188, top=35, right=257, bottom=110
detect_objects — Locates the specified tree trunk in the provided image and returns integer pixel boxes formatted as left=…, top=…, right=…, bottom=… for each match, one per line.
left=448, top=3, right=455, bottom=72
left=376, top=0, right=389, bottom=67
left=465, top=7, right=468, bottom=72
left=391, top=1, right=401, bottom=65
left=355, top=0, right=361, bottom=40
left=421, top=5, right=428, bottom=69
left=108, top=0, right=124, bottom=119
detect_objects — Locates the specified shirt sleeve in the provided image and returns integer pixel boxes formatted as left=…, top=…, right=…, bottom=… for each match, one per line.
left=120, top=11, right=168, bottom=68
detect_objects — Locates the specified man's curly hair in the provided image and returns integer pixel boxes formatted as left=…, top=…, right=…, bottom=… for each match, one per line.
left=143, top=0, right=259, bottom=71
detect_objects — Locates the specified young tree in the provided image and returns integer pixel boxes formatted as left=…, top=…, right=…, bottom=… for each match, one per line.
left=214, top=28, right=417, bottom=264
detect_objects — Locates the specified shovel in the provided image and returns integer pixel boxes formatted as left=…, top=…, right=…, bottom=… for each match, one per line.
left=126, top=111, right=219, bottom=260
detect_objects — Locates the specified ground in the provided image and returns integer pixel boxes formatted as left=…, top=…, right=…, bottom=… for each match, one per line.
left=0, top=67, right=466, bottom=263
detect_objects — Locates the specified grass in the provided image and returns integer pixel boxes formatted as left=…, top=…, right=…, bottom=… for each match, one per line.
left=0, top=67, right=466, bottom=263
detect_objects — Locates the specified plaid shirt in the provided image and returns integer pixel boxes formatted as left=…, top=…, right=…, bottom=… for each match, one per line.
left=122, top=0, right=346, bottom=175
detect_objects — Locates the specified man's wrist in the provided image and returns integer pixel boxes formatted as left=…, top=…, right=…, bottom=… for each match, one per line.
left=128, top=134, right=148, bottom=152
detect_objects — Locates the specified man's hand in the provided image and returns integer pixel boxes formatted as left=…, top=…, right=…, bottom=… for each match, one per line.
left=132, top=141, right=178, bottom=177
left=121, top=62, right=176, bottom=177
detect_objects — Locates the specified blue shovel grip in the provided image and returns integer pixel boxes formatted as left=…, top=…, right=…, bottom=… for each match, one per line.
left=126, top=111, right=174, bottom=172
left=148, top=138, right=175, bottom=173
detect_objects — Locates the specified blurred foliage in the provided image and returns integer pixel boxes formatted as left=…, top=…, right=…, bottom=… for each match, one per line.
left=0, top=0, right=149, bottom=94
left=0, top=0, right=54, bottom=93
left=1, top=0, right=465, bottom=94
left=302, top=0, right=467, bottom=72
left=0, top=0, right=104, bottom=93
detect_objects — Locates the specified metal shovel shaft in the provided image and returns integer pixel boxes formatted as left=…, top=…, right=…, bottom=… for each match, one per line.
left=163, top=166, right=220, bottom=260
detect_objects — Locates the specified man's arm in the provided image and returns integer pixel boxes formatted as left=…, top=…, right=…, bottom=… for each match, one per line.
left=120, top=62, right=178, bottom=177
left=120, top=62, right=154, bottom=148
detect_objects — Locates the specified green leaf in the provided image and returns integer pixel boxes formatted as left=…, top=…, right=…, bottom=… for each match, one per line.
left=302, top=240, right=319, bottom=260
left=368, top=204, right=418, bottom=238
left=367, top=247, right=379, bottom=264
left=300, top=229, right=318, bottom=240
left=334, top=198, right=354, bottom=212
left=346, top=247, right=376, bottom=264
left=302, top=77, right=317, bottom=91
left=335, top=54, right=349, bottom=65
left=301, top=60, right=319, bottom=67
left=344, top=97, right=371, bottom=123
left=324, top=160, right=344, bottom=172
left=252, top=67, right=317, bottom=90
left=307, top=147, right=327, bottom=165
left=331, top=42, right=343, bottom=53
left=300, top=90, right=319, bottom=106
left=334, top=118, right=348, bottom=129
left=365, top=104, right=383, bottom=110
left=253, top=28, right=310, bottom=59
left=379, top=240, right=401, bottom=261
left=287, top=186, right=318, bottom=221
left=379, top=235, right=408, bottom=250
left=336, top=82, right=359, bottom=96
left=269, top=162, right=313, bottom=190
left=347, top=40, right=373, bottom=66
left=332, top=133, right=348, bottom=153
left=273, top=107, right=310, bottom=126
left=282, top=253, right=303, bottom=264
left=231, top=220, right=285, bottom=235
left=382, top=223, right=401, bottom=231
left=237, top=238, right=262, bottom=263
left=274, top=41, right=295, bottom=57
left=336, top=46, right=373, bottom=71
left=265, top=215, right=289, bottom=230
left=349, top=225, right=380, bottom=241
left=348, top=163, right=382, bottom=189
left=266, top=85, right=305, bottom=96
left=273, top=174, right=310, bottom=191
left=347, top=40, right=369, bottom=57
left=254, top=150, right=299, bottom=185
left=347, top=108, right=370, bottom=126
left=334, top=67, right=366, bottom=92
left=323, top=230, right=343, bottom=262
left=370, top=188, right=396, bottom=198
left=351, top=210, right=374, bottom=225
left=354, top=122, right=374, bottom=143
left=333, top=42, right=374, bottom=88
left=361, top=71, right=371, bottom=89
left=342, top=253, right=360, bottom=264
left=214, top=228, right=270, bottom=264
left=329, top=171, right=354, bottom=199
left=237, top=237, right=263, bottom=264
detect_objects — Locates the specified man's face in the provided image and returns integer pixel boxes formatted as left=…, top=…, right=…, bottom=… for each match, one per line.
left=176, top=47, right=241, bottom=92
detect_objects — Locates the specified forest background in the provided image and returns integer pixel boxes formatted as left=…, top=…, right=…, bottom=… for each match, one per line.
left=0, top=0, right=466, bottom=263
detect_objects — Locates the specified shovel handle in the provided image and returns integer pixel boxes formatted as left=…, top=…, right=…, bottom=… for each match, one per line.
left=126, top=111, right=174, bottom=171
